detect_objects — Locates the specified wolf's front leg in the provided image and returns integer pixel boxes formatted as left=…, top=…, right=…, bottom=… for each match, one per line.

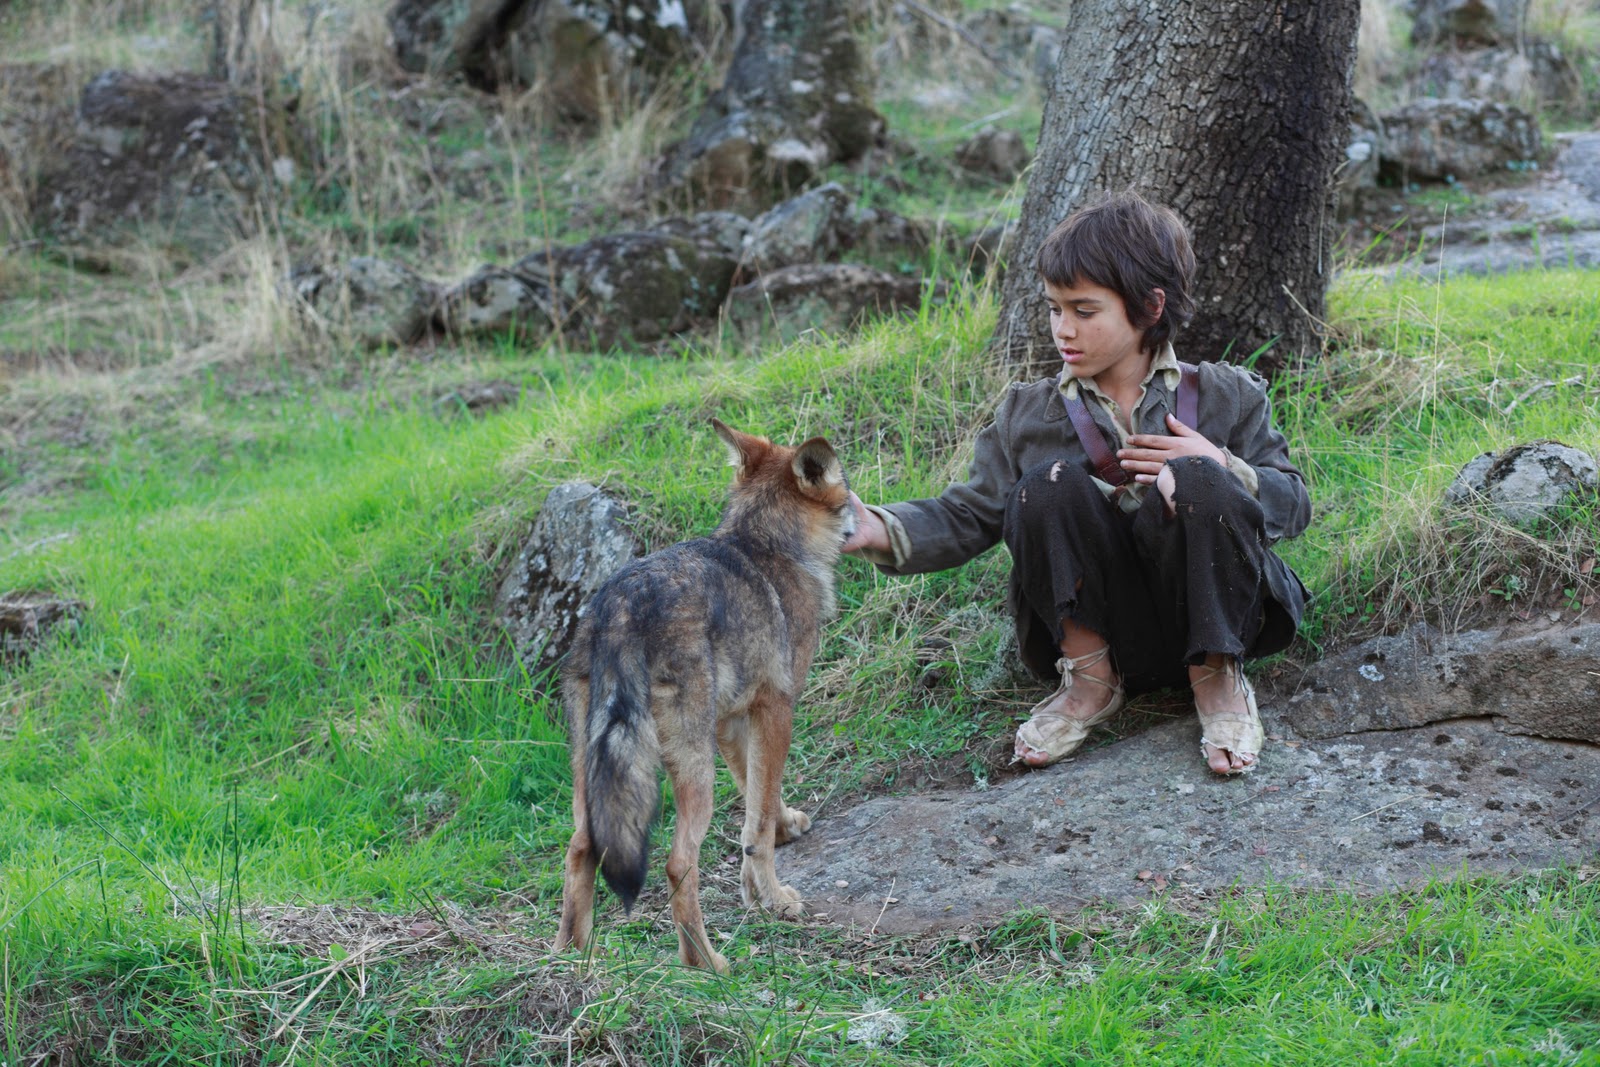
left=719, top=715, right=811, bottom=846
left=738, top=690, right=805, bottom=920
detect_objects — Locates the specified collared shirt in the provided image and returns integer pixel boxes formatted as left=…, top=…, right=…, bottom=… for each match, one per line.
left=1061, top=343, right=1258, bottom=514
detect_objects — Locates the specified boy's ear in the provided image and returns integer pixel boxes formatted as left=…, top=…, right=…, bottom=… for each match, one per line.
left=710, top=418, right=771, bottom=476
left=791, top=436, right=844, bottom=497
left=1144, top=287, right=1167, bottom=325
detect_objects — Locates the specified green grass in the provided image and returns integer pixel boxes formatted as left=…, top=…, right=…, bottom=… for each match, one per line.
left=4, top=0, right=1600, bottom=1056
left=3, top=265, right=1600, bottom=1061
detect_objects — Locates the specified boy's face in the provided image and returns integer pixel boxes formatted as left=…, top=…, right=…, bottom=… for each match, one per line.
left=1043, top=279, right=1156, bottom=384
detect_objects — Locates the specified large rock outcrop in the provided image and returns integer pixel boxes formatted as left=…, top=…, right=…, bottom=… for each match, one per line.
left=1410, top=0, right=1525, bottom=48
left=31, top=71, right=306, bottom=264
left=389, top=0, right=709, bottom=120
left=1378, top=98, right=1542, bottom=181
left=657, top=0, right=881, bottom=208
left=493, top=483, right=641, bottom=679
left=513, top=227, right=742, bottom=348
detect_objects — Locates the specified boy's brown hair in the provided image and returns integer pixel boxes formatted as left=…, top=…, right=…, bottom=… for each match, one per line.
left=1036, top=190, right=1197, bottom=355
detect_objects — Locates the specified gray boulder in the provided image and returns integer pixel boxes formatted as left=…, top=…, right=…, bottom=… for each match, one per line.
left=438, top=265, right=552, bottom=338
left=31, top=70, right=306, bottom=264
left=1410, top=0, right=1524, bottom=48
left=658, top=0, right=880, bottom=208
left=515, top=227, right=740, bottom=348
left=1443, top=450, right=1497, bottom=505
left=389, top=0, right=706, bottom=116
left=289, top=257, right=439, bottom=347
left=723, top=263, right=929, bottom=342
left=494, top=482, right=641, bottom=679
left=1445, top=441, right=1598, bottom=526
left=1378, top=98, right=1541, bottom=181
left=1336, top=100, right=1383, bottom=218
left=742, top=183, right=854, bottom=274
left=841, top=205, right=933, bottom=266
left=1412, top=43, right=1585, bottom=113
left=649, top=211, right=753, bottom=257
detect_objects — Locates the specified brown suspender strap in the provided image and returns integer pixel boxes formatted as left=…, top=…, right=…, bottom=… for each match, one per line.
left=1062, top=361, right=1201, bottom=488
left=1063, top=389, right=1127, bottom=486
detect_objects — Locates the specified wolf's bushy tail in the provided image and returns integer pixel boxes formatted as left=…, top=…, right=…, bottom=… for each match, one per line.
left=584, top=645, right=659, bottom=912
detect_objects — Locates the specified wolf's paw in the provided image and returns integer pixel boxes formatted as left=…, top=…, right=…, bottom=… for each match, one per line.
left=775, top=807, right=812, bottom=845
left=683, top=946, right=731, bottom=974
left=769, top=884, right=805, bottom=921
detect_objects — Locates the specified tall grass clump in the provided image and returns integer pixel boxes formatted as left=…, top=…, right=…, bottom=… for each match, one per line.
left=1279, top=268, right=1600, bottom=642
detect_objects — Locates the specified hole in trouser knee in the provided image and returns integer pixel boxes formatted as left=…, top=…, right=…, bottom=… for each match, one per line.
left=1049, top=461, right=1063, bottom=482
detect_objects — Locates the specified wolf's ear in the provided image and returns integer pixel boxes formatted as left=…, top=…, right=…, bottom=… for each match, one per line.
left=710, top=418, right=770, bottom=475
left=791, top=437, right=844, bottom=496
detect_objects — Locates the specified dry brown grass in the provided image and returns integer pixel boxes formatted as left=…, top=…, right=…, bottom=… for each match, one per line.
left=1530, top=0, right=1600, bottom=52
left=1355, top=0, right=1409, bottom=105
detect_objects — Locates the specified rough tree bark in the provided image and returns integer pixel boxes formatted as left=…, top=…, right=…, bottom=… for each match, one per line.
left=657, top=0, right=881, bottom=209
left=995, top=0, right=1361, bottom=376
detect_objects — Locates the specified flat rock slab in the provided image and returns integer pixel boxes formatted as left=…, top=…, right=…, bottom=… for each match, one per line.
left=781, top=711, right=1599, bottom=935
left=1286, top=621, right=1600, bottom=744
left=1385, top=132, right=1600, bottom=278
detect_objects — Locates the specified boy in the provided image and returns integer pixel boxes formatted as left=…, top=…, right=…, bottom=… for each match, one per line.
left=843, top=191, right=1310, bottom=774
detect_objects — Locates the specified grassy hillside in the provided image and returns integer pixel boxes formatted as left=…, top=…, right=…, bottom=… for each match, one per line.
left=3, top=0, right=1600, bottom=1061
left=2, top=267, right=1599, bottom=1062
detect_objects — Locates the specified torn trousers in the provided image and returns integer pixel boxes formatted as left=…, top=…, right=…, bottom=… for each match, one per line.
left=1002, top=456, right=1307, bottom=692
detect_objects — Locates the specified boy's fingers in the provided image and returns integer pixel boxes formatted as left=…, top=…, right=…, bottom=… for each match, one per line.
left=1122, top=436, right=1175, bottom=451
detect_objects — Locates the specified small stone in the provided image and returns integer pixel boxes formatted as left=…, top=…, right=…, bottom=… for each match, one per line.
left=834, top=880, right=849, bottom=888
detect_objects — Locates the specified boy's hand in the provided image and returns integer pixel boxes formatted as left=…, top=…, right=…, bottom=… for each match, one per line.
left=1118, top=414, right=1227, bottom=485
left=841, top=492, right=890, bottom=555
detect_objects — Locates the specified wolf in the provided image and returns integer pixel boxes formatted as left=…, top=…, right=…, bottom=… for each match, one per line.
left=554, top=418, right=856, bottom=972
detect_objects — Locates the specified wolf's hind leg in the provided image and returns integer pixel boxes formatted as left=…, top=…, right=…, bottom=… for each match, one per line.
left=556, top=770, right=598, bottom=955
left=662, top=748, right=729, bottom=973
left=739, top=688, right=806, bottom=919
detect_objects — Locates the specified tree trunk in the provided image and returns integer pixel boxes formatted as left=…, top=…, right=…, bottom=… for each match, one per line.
left=995, top=0, right=1360, bottom=376
left=658, top=0, right=881, bottom=209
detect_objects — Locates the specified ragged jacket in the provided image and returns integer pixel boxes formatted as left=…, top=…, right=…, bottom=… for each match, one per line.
left=863, top=346, right=1312, bottom=673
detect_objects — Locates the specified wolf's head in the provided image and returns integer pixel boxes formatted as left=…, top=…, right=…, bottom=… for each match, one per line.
left=709, top=418, right=856, bottom=563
